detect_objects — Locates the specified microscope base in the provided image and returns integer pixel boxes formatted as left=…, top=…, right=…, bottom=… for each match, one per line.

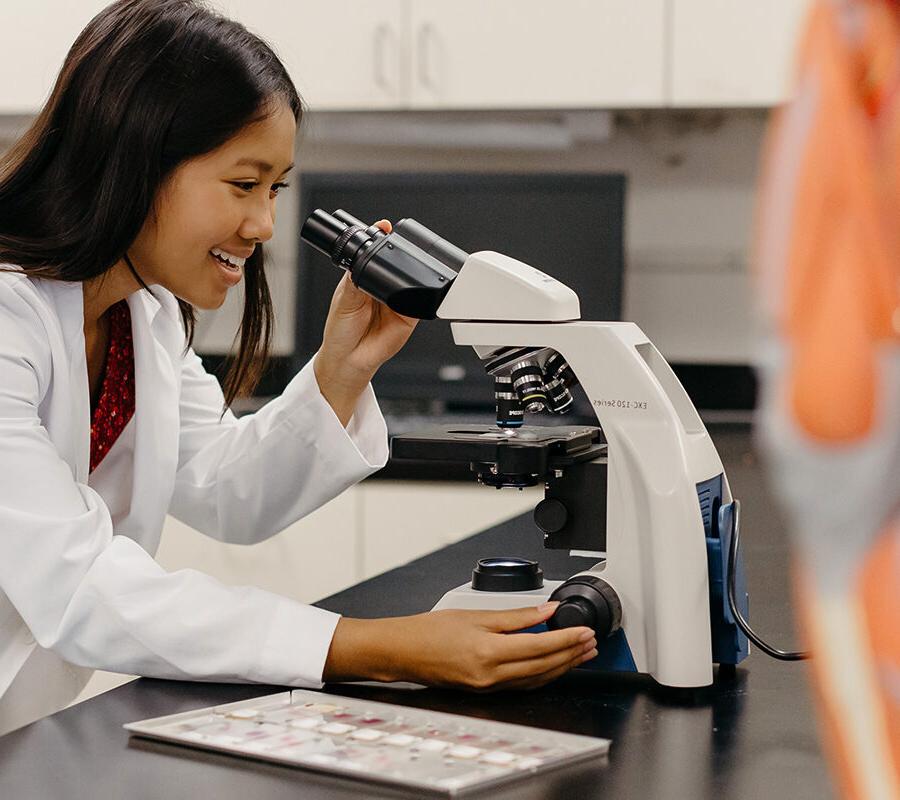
left=432, top=580, right=560, bottom=611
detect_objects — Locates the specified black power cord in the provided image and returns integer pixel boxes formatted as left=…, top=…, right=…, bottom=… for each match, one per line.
left=726, top=499, right=810, bottom=661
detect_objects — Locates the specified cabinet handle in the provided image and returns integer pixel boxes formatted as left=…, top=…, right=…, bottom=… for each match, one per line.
left=417, top=22, right=436, bottom=90
left=374, top=23, right=392, bottom=93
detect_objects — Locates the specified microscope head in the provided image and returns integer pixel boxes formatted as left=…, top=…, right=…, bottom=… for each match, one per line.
left=300, top=208, right=582, bottom=324
left=300, top=208, right=590, bottom=430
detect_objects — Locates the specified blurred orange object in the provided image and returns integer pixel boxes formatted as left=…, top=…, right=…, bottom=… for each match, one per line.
left=755, top=1, right=900, bottom=797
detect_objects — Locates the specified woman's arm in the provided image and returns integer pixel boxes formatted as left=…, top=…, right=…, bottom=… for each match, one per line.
left=169, top=346, right=388, bottom=544
left=169, top=219, right=413, bottom=542
left=0, top=281, right=341, bottom=687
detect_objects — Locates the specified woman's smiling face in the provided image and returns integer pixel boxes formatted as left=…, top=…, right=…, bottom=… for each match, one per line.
left=128, top=101, right=296, bottom=310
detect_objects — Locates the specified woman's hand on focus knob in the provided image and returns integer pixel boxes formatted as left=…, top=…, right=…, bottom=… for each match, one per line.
left=314, top=219, right=418, bottom=426
left=323, top=602, right=599, bottom=692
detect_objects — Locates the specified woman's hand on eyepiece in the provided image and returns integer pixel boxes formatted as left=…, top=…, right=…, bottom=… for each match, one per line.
left=314, top=218, right=418, bottom=426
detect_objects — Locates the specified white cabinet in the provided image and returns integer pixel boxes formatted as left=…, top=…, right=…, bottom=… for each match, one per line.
left=0, top=0, right=410, bottom=114
left=155, top=490, right=359, bottom=605
left=0, top=1, right=813, bottom=115
left=358, top=481, right=542, bottom=579
left=407, top=0, right=666, bottom=109
left=668, top=0, right=813, bottom=107
left=154, top=481, right=541, bottom=605
left=225, top=0, right=806, bottom=109
left=225, top=0, right=666, bottom=110
left=0, top=1, right=109, bottom=115
left=222, top=0, right=409, bottom=110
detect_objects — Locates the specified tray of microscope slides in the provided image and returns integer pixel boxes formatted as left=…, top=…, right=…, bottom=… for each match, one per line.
left=125, top=689, right=610, bottom=796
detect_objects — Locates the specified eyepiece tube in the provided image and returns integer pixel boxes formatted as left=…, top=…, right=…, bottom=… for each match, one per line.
left=300, top=209, right=346, bottom=259
left=393, top=218, right=468, bottom=270
left=299, top=207, right=462, bottom=319
left=332, top=209, right=369, bottom=229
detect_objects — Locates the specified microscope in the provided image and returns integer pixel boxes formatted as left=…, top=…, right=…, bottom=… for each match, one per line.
left=301, top=210, right=749, bottom=689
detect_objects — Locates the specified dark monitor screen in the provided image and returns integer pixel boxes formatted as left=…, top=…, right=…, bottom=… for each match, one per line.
left=295, top=172, right=625, bottom=410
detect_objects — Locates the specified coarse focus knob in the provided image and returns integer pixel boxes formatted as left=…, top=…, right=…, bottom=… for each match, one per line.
left=534, top=498, right=568, bottom=534
left=547, top=576, right=622, bottom=639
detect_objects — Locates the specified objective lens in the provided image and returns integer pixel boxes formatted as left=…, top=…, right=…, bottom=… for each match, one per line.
left=494, top=376, right=524, bottom=428
left=511, top=360, right=547, bottom=413
left=544, top=376, right=574, bottom=414
left=544, top=352, right=578, bottom=388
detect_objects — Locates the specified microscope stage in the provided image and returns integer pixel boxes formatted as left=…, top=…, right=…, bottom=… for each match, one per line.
left=390, top=424, right=606, bottom=481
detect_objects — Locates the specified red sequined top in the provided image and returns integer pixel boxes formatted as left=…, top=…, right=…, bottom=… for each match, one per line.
left=89, top=300, right=136, bottom=474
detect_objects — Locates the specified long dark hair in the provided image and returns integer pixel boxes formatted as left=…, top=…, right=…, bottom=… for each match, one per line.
left=0, top=0, right=302, bottom=406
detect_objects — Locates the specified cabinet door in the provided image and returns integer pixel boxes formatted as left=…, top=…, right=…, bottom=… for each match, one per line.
left=669, top=0, right=813, bottom=106
left=0, top=1, right=110, bottom=114
left=221, top=0, right=408, bottom=110
left=358, top=482, right=542, bottom=583
left=409, top=0, right=666, bottom=109
left=155, top=490, right=360, bottom=605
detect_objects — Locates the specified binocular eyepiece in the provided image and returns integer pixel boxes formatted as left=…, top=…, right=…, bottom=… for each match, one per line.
left=300, top=209, right=468, bottom=320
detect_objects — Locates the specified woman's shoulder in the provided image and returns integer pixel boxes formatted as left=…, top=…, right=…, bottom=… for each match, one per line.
left=0, top=267, right=58, bottom=368
left=0, top=269, right=56, bottom=403
left=0, top=265, right=46, bottom=314
left=0, top=267, right=61, bottom=326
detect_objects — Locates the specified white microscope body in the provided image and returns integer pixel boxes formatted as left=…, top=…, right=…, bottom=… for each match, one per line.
left=427, top=251, right=739, bottom=689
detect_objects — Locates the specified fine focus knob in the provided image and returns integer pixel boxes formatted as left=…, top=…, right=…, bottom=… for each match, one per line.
left=553, top=596, right=596, bottom=629
left=547, top=576, right=622, bottom=639
left=533, top=498, right=568, bottom=534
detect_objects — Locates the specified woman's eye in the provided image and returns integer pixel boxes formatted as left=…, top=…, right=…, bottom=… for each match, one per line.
left=231, top=181, right=290, bottom=195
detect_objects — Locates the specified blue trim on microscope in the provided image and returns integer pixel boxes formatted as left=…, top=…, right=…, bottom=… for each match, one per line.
left=579, top=628, right=637, bottom=672
left=698, top=476, right=749, bottom=665
left=509, top=472, right=752, bottom=673
left=519, top=623, right=637, bottom=672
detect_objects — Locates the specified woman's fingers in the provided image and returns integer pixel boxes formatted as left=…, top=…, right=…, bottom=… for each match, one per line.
left=490, top=639, right=597, bottom=686
left=497, top=660, right=596, bottom=691
left=478, top=603, right=561, bottom=634
left=492, top=627, right=595, bottom=663
left=374, top=218, right=392, bottom=233
left=496, top=648, right=598, bottom=692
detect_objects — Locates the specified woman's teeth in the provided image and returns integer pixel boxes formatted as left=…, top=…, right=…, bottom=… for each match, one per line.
left=210, top=247, right=245, bottom=271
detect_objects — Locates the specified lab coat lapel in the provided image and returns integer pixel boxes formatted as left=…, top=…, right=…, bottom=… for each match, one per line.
left=122, top=289, right=180, bottom=545
left=48, top=280, right=91, bottom=483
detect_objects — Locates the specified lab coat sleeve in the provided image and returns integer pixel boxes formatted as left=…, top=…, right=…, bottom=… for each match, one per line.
left=168, top=347, right=389, bottom=544
left=0, top=281, right=340, bottom=686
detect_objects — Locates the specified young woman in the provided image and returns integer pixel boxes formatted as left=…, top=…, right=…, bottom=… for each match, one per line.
left=0, top=0, right=597, bottom=735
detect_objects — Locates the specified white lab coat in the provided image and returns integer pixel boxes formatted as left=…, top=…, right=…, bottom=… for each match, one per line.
left=0, top=268, right=389, bottom=735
